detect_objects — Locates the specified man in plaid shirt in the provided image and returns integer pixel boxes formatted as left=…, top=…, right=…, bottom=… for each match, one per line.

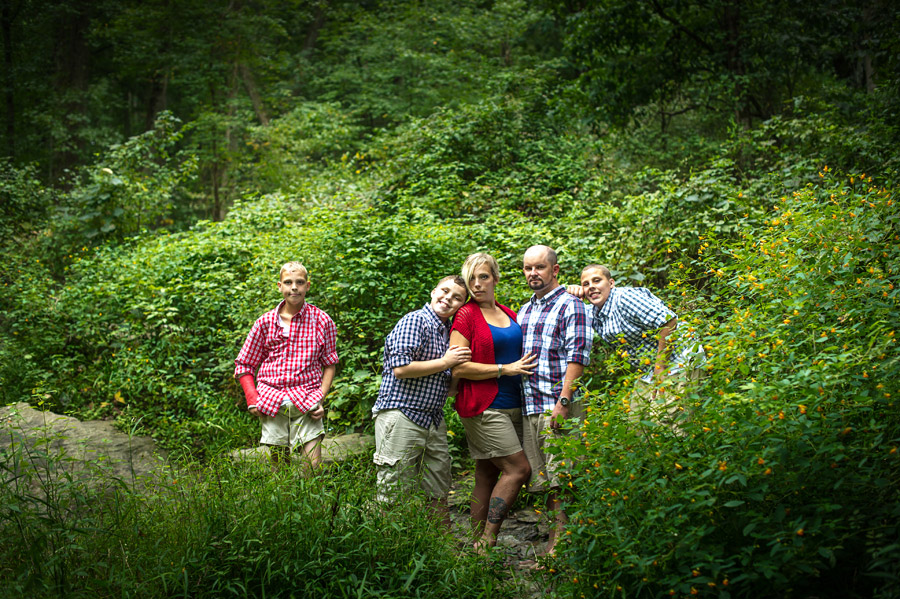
left=572, top=264, right=705, bottom=429
left=372, top=275, right=470, bottom=525
left=235, top=261, right=339, bottom=469
left=518, top=245, right=592, bottom=556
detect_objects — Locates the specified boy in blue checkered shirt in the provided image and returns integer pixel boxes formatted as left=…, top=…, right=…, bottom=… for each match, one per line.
left=569, top=265, right=705, bottom=428
left=371, top=275, right=471, bottom=526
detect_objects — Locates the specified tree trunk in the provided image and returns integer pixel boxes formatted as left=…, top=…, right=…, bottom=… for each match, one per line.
left=145, top=73, right=169, bottom=131
left=145, top=0, right=172, bottom=130
left=860, top=1, right=877, bottom=93
left=721, top=0, right=749, bottom=127
left=51, top=1, right=92, bottom=178
left=211, top=160, right=222, bottom=222
left=239, top=62, right=269, bottom=125
left=304, top=2, right=328, bottom=53
left=1, top=1, right=17, bottom=158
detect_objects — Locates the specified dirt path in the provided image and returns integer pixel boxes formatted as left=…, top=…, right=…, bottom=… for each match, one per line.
left=448, top=473, right=550, bottom=563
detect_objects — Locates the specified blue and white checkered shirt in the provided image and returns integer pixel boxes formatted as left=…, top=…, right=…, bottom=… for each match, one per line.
left=518, top=286, right=592, bottom=415
left=592, top=287, right=704, bottom=382
left=373, top=304, right=451, bottom=428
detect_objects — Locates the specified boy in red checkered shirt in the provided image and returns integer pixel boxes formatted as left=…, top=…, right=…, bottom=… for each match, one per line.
left=235, top=262, right=339, bottom=468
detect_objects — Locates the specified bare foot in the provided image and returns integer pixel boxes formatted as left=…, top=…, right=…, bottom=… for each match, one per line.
left=472, top=536, right=493, bottom=555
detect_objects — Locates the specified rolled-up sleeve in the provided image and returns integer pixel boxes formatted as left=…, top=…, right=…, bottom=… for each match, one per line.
left=383, top=313, right=424, bottom=370
left=234, top=317, right=267, bottom=378
left=564, top=300, right=593, bottom=365
left=621, top=288, right=675, bottom=330
left=319, top=314, right=340, bottom=366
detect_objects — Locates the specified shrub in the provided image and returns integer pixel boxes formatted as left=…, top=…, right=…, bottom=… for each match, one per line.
left=239, top=102, right=366, bottom=194
left=0, top=160, right=54, bottom=238
left=380, top=92, right=602, bottom=218
left=554, top=167, right=900, bottom=598
left=50, top=112, right=197, bottom=263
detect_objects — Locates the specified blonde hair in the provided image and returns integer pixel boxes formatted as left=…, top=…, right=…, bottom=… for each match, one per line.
left=279, top=261, right=309, bottom=280
left=460, top=252, right=500, bottom=295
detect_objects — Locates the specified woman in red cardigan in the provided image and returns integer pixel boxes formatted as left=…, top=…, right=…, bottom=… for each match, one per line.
left=450, top=252, right=537, bottom=551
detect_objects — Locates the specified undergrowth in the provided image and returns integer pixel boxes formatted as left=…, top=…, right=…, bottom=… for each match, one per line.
left=552, top=168, right=900, bottom=598
left=0, top=414, right=511, bottom=598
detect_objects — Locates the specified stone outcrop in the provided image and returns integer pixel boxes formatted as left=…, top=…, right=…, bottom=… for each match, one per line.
left=0, top=402, right=165, bottom=483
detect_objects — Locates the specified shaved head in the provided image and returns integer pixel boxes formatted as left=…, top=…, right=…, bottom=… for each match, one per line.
left=524, top=245, right=557, bottom=266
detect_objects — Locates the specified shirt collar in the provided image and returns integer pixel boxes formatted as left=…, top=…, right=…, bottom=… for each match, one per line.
left=421, top=303, right=451, bottom=332
left=594, top=287, right=619, bottom=322
left=529, top=284, right=566, bottom=306
left=276, top=300, right=307, bottom=321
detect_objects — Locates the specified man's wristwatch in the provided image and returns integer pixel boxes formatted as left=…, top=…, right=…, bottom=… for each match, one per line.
left=559, top=396, right=570, bottom=407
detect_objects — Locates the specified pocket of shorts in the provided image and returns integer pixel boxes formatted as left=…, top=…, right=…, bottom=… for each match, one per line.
left=373, top=453, right=400, bottom=466
left=373, top=411, right=400, bottom=466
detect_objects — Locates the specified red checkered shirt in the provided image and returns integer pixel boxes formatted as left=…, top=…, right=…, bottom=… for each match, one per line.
left=234, top=301, right=339, bottom=417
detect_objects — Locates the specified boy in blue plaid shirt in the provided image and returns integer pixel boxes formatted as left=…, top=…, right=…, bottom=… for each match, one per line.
left=372, top=275, right=471, bottom=525
left=570, top=265, right=705, bottom=428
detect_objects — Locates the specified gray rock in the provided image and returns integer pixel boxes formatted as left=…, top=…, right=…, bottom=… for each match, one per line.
left=0, top=401, right=166, bottom=484
left=1, top=402, right=374, bottom=481
left=228, top=433, right=375, bottom=465
left=322, top=432, right=375, bottom=462
left=512, top=508, right=542, bottom=523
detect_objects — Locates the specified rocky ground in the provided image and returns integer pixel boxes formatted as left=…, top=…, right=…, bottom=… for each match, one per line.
left=447, top=472, right=551, bottom=564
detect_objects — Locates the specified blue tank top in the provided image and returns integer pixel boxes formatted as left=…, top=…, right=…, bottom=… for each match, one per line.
left=488, top=320, right=523, bottom=409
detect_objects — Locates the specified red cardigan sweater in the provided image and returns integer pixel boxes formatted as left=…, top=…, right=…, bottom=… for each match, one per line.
left=450, top=300, right=519, bottom=418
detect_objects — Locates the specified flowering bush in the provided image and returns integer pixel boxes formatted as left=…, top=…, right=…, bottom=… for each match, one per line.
left=555, top=168, right=900, bottom=597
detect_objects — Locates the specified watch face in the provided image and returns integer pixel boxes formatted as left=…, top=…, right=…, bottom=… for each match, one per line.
left=560, top=397, right=570, bottom=407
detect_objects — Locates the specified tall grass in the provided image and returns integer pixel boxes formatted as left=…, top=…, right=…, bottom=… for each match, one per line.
left=0, top=426, right=513, bottom=598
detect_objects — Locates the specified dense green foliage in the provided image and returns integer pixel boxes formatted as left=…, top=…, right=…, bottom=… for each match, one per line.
left=544, top=0, right=900, bottom=130
left=2, top=0, right=900, bottom=597
left=554, top=167, right=899, bottom=598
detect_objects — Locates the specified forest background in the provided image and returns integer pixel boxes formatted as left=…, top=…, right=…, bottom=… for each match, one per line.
left=1, top=0, right=899, bottom=597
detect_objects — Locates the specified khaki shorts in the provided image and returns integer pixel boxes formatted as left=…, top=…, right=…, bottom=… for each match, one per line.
left=630, top=368, right=704, bottom=434
left=259, top=402, right=324, bottom=448
left=522, top=412, right=572, bottom=493
left=373, top=409, right=451, bottom=502
left=462, top=408, right=525, bottom=460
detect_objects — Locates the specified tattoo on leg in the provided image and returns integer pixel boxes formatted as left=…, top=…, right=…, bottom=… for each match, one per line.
left=487, top=497, right=509, bottom=524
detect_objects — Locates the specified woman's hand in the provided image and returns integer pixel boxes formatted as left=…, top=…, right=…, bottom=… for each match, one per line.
left=504, top=352, right=537, bottom=376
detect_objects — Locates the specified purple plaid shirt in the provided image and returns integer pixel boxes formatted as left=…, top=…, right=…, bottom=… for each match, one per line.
left=518, top=285, right=592, bottom=415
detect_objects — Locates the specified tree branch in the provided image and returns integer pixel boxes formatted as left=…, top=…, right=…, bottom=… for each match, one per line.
left=648, top=0, right=715, bottom=53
